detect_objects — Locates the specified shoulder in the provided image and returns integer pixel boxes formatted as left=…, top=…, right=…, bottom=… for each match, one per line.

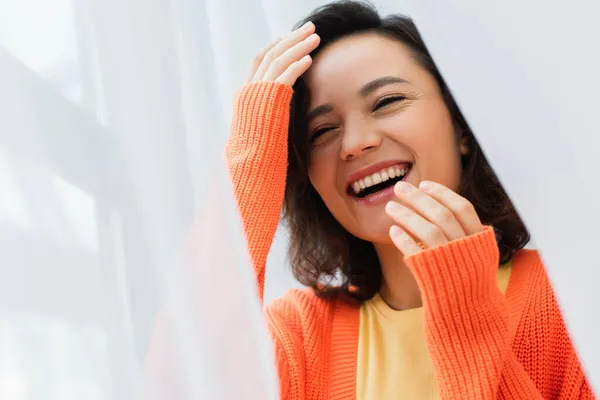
left=511, top=248, right=543, bottom=270
left=509, top=248, right=555, bottom=299
left=265, top=287, right=359, bottom=343
left=507, top=249, right=558, bottom=310
left=265, top=287, right=340, bottom=330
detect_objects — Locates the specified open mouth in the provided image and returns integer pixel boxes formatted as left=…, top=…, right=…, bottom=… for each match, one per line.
left=348, top=164, right=412, bottom=199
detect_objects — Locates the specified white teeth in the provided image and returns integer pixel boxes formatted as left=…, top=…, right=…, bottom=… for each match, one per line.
left=350, top=164, right=411, bottom=196
left=372, top=172, right=382, bottom=184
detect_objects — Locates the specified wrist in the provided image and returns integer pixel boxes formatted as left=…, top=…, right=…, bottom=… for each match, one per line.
left=405, top=226, right=501, bottom=312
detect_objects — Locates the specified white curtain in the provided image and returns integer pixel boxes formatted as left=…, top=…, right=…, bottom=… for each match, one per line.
left=0, top=0, right=598, bottom=399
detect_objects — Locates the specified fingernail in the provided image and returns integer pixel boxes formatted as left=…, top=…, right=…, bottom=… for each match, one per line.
left=390, top=225, right=404, bottom=238
left=419, top=181, right=434, bottom=192
left=306, top=33, right=318, bottom=42
left=302, top=21, right=314, bottom=31
left=385, top=201, right=403, bottom=214
left=395, top=181, right=413, bottom=194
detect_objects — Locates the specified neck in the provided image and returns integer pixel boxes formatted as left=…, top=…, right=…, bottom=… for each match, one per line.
left=374, top=242, right=422, bottom=310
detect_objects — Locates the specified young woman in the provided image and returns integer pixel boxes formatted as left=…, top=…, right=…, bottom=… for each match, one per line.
left=226, top=1, right=595, bottom=398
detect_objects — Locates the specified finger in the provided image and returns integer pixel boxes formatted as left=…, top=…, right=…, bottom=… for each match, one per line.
left=246, top=37, right=283, bottom=83
left=385, top=201, right=448, bottom=248
left=276, top=55, right=312, bottom=86
left=389, top=225, right=422, bottom=256
left=394, top=181, right=466, bottom=241
left=253, top=21, right=315, bottom=81
left=418, top=181, right=483, bottom=235
left=264, top=33, right=320, bottom=82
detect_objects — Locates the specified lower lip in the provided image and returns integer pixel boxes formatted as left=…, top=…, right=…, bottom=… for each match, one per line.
left=352, top=170, right=411, bottom=206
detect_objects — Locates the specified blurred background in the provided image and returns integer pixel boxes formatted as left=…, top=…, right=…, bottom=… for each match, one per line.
left=1, top=0, right=599, bottom=399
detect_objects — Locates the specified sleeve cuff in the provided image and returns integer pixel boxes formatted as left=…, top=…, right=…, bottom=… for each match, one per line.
left=229, top=81, right=294, bottom=156
left=405, top=226, right=501, bottom=312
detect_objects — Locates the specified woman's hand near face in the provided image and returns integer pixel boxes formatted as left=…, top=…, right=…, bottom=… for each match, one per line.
left=245, top=21, right=320, bottom=87
left=385, top=181, right=485, bottom=256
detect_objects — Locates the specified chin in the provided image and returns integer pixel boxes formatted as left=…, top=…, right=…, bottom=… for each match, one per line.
left=365, top=231, right=394, bottom=246
left=349, top=220, right=395, bottom=246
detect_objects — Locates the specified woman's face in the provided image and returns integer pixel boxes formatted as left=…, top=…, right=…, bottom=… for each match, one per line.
left=304, top=33, right=465, bottom=244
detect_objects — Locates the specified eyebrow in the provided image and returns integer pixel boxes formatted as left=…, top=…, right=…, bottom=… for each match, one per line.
left=307, top=104, right=334, bottom=121
left=359, top=76, right=410, bottom=97
left=307, top=76, right=410, bottom=121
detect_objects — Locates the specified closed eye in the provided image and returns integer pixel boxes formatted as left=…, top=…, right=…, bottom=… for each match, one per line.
left=373, top=96, right=406, bottom=111
left=310, top=126, right=336, bottom=142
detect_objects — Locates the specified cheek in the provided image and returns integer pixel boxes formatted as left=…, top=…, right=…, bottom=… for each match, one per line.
left=392, top=101, right=455, bottom=146
left=307, top=149, right=340, bottom=204
left=387, top=102, right=462, bottom=187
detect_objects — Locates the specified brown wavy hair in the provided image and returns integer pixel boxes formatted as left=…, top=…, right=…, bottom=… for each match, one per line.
left=282, top=0, right=530, bottom=302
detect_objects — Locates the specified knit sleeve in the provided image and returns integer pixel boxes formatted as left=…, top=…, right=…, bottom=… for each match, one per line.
left=405, top=226, right=544, bottom=399
left=225, top=81, right=293, bottom=302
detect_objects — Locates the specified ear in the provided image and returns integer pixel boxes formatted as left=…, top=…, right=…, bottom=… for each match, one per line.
left=459, top=135, right=470, bottom=156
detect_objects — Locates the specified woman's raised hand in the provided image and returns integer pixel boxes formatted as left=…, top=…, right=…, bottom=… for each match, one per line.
left=385, top=181, right=485, bottom=256
left=246, top=21, right=320, bottom=87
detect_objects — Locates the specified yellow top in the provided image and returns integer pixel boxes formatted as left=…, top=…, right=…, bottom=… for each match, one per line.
left=356, top=263, right=513, bottom=399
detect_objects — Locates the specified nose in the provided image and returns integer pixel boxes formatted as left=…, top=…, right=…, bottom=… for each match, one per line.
left=340, top=122, right=383, bottom=161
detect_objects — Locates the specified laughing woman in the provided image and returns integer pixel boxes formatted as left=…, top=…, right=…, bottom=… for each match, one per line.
left=226, top=1, right=595, bottom=398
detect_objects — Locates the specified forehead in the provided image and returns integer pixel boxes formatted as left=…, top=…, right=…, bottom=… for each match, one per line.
left=304, top=32, right=425, bottom=98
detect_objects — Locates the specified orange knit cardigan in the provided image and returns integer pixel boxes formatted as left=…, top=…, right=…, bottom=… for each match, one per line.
left=225, top=81, right=596, bottom=399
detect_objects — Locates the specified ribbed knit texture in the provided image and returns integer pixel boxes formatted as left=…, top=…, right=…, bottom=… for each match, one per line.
left=225, top=81, right=596, bottom=399
left=355, top=264, right=512, bottom=400
left=226, top=81, right=293, bottom=301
